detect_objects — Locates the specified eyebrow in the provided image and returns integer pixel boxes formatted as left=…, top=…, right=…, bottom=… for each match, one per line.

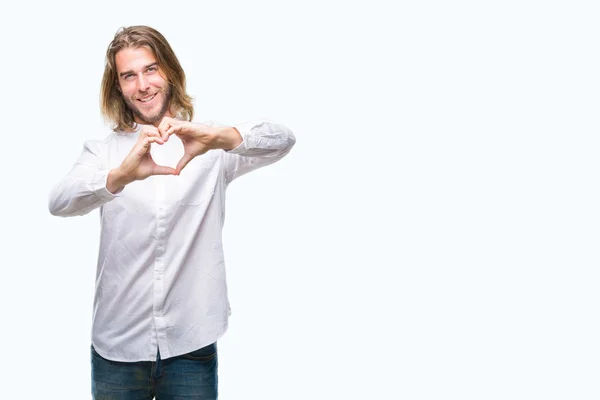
left=119, top=62, right=158, bottom=78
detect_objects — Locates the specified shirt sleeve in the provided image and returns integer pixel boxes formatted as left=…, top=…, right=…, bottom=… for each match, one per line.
left=218, top=120, right=296, bottom=184
left=48, top=140, right=119, bottom=217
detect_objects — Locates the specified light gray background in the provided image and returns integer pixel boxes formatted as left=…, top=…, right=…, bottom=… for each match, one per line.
left=1, top=0, right=599, bottom=399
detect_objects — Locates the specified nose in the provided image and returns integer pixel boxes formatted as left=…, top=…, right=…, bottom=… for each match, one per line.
left=137, top=74, right=150, bottom=92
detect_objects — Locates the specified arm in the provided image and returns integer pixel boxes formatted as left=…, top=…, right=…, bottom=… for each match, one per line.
left=49, top=127, right=175, bottom=217
left=222, top=120, right=296, bottom=183
left=155, top=117, right=295, bottom=179
left=48, top=140, right=119, bottom=217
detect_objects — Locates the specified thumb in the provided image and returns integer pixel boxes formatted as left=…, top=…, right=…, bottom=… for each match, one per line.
left=152, top=165, right=178, bottom=176
left=176, top=153, right=195, bottom=175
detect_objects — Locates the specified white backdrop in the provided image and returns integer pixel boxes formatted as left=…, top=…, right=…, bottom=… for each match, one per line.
left=1, top=0, right=599, bottom=399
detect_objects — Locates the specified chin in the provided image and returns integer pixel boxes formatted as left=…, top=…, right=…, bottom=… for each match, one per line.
left=136, top=106, right=165, bottom=124
left=128, top=92, right=171, bottom=125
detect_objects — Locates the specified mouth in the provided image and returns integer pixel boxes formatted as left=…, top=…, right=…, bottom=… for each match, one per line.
left=137, top=93, right=157, bottom=104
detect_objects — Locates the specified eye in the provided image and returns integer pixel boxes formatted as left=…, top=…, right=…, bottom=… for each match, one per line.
left=123, top=74, right=134, bottom=81
left=147, top=66, right=157, bottom=73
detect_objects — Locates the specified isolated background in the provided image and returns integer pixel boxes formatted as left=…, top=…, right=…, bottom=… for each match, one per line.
left=2, top=0, right=599, bottom=399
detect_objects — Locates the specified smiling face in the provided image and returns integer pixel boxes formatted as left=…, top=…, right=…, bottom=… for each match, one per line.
left=115, top=46, right=172, bottom=126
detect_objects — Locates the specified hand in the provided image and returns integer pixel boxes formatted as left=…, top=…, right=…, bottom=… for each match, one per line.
left=157, top=117, right=218, bottom=174
left=113, top=125, right=177, bottom=185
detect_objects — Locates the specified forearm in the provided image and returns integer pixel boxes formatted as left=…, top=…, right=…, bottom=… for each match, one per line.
left=223, top=121, right=296, bottom=182
left=212, top=126, right=243, bottom=151
left=106, top=168, right=133, bottom=194
left=48, top=166, right=117, bottom=217
left=228, top=121, right=296, bottom=158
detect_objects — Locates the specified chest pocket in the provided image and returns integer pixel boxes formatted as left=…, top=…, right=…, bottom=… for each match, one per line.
left=176, top=153, right=221, bottom=206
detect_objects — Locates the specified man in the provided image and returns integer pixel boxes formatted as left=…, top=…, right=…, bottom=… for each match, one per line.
left=48, top=25, right=295, bottom=399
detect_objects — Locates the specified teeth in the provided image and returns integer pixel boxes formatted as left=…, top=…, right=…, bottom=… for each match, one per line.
left=139, top=94, right=156, bottom=102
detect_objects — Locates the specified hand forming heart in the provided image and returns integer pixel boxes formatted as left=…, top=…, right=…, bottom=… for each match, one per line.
left=109, top=117, right=241, bottom=193
left=116, top=125, right=177, bottom=184
left=157, top=117, right=218, bottom=174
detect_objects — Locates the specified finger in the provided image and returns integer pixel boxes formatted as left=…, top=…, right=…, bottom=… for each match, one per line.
left=140, top=128, right=159, bottom=143
left=146, top=127, right=161, bottom=138
left=156, top=123, right=167, bottom=140
left=149, top=133, right=164, bottom=144
left=139, top=136, right=164, bottom=153
left=146, top=136, right=164, bottom=145
left=166, top=125, right=178, bottom=137
left=152, top=165, right=178, bottom=176
left=158, top=115, right=173, bottom=127
left=165, top=120, right=186, bottom=138
left=157, top=118, right=173, bottom=141
left=170, top=121, right=195, bottom=138
left=175, top=153, right=195, bottom=175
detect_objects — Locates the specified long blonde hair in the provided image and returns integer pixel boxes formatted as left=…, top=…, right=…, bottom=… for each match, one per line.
left=100, top=26, right=194, bottom=132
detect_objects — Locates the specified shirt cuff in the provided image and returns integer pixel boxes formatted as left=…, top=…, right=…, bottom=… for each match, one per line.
left=227, top=120, right=263, bottom=154
left=91, top=170, right=121, bottom=198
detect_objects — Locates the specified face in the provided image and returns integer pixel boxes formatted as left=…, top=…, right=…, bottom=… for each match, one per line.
left=115, top=46, right=172, bottom=126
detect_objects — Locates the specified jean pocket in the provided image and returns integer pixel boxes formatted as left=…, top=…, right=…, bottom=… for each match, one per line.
left=180, top=342, right=217, bottom=361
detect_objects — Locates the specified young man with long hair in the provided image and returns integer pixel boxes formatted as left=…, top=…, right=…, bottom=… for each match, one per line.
left=49, top=25, right=295, bottom=399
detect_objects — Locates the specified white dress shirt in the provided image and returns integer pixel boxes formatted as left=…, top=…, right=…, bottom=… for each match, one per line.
left=48, top=120, right=295, bottom=362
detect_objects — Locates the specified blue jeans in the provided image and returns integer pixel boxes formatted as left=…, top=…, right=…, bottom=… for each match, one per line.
left=91, top=343, right=218, bottom=399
